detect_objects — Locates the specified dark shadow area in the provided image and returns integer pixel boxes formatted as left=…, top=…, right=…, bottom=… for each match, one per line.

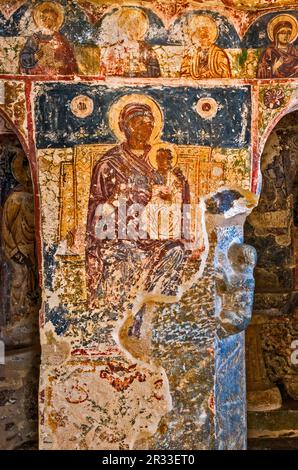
left=245, top=111, right=298, bottom=449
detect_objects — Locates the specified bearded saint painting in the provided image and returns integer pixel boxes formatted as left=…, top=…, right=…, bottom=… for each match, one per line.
left=20, top=1, right=77, bottom=75
left=257, top=14, right=298, bottom=79
left=181, top=14, right=231, bottom=79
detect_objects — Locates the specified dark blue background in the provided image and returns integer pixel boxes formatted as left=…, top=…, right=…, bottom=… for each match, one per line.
left=35, top=83, right=251, bottom=149
left=242, top=10, right=298, bottom=48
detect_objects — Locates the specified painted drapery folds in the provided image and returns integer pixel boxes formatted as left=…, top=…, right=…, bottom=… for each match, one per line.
left=0, top=0, right=298, bottom=451
left=35, top=80, right=253, bottom=449
left=1, top=1, right=298, bottom=79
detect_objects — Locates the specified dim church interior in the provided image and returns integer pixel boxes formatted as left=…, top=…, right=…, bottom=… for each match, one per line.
left=1, top=109, right=298, bottom=449
left=245, top=111, right=298, bottom=450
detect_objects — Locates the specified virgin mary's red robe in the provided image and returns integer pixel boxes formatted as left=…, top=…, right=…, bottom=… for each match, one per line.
left=257, top=43, right=298, bottom=78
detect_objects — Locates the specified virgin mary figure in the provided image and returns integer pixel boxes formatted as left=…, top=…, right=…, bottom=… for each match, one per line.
left=86, top=95, right=186, bottom=313
left=257, top=14, right=298, bottom=79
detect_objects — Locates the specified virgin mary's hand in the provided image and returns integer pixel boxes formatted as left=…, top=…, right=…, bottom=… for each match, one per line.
left=272, top=57, right=284, bottom=74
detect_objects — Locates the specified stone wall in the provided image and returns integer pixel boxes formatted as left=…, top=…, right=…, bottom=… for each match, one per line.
left=245, top=113, right=298, bottom=411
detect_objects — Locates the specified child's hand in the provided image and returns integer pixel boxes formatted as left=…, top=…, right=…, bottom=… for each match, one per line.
left=158, top=186, right=172, bottom=201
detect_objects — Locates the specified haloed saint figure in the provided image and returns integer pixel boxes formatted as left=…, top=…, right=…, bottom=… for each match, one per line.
left=20, top=1, right=77, bottom=75
left=257, top=14, right=298, bottom=78
left=86, top=95, right=191, bottom=339
left=181, top=14, right=231, bottom=79
left=1, top=151, right=37, bottom=321
left=100, top=8, right=161, bottom=77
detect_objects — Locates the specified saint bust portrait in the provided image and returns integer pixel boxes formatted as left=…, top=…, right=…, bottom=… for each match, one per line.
left=257, top=14, right=298, bottom=78
left=19, top=1, right=77, bottom=75
left=180, top=14, right=231, bottom=79
left=100, top=8, right=161, bottom=78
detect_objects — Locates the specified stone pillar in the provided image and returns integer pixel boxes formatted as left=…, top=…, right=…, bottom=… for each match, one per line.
left=206, top=189, right=258, bottom=449
left=0, top=142, right=40, bottom=450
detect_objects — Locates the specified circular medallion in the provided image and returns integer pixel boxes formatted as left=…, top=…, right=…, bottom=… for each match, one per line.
left=187, top=15, right=218, bottom=44
left=196, top=97, right=218, bottom=120
left=70, top=95, right=94, bottom=118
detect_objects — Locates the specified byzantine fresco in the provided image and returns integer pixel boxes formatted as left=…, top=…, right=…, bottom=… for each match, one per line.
left=33, top=80, right=252, bottom=449
left=0, top=1, right=297, bottom=79
left=0, top=129, right=40, bottom=450
left=0, top=132, right=39, bottom=346
left=242, top=12, right=298, bottom=79
left=0, top=0, right=297, bottom=452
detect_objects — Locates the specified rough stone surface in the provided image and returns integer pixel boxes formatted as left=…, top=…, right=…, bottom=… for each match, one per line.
left=245, top=113, right=298, bottom=433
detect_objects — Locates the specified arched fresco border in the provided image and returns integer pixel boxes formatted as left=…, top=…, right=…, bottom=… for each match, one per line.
left=251, top=83, right=298, bottom=195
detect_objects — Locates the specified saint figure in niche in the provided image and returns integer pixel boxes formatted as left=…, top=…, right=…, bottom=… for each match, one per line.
left=20, top=1, right=77, bottom=75
left=86, top=95, right=187, bottom=314
left=180, top=14, right=231, bottom=79
left=100, top=8, right=161, bottom=77
left=257, top=14, right=298, bottom=78
left=1, top=151, right=37, bottom=319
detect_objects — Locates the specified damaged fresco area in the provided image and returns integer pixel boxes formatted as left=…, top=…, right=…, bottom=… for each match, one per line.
left=1, top=1, right=298, bottom=79
left=2, top=0, right=298, bottom=452
left=34, top=79, right=255, bottom=449
left=0, top=129, right=40, bottom=449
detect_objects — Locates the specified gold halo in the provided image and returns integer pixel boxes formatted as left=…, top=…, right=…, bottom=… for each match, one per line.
left=147, top=143, right=178, bottom=170
left=267, top=14, right=298, bottom=43
left=33, top=1, right=65, bottom=31
left=11, top=151, right=29, bottom=186
left=187, top=14, right=219, bottom=44
left=108, top=94, right=164, bottom=144
left=117, top=8, right=149, bottom=39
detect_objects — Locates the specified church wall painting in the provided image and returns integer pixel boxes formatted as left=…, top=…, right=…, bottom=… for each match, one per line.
left=0, top=1, right=298, bottom=80
left=31, top=78, right=254, bottom=449
left=0, top=0, right=297, bottom=451
left=0, top=129, right=40, bottom=449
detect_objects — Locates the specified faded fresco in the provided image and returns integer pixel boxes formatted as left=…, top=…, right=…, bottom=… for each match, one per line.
left=0, top=135, right=39, bottom=346
left=35, top=79, right=252, bottom=449
left=0, top=0, right=297, bottom=452
left=0, top=131, right=40, bottom=449
left=0, top=1, right=297, bottom=79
